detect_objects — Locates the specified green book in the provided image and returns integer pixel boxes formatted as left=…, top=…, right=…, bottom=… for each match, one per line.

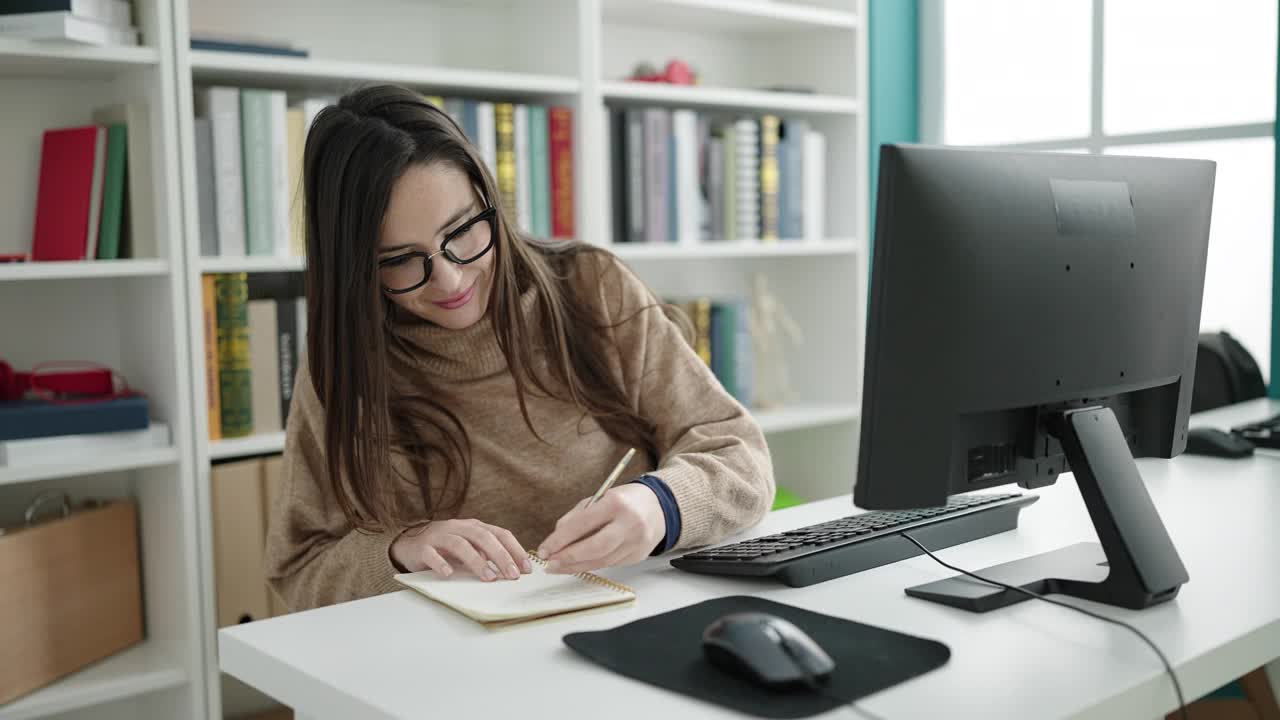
left=711, top=301, right=739, bottom=401
left=96, top=123, right=127, bottom=260
left=528, top=105, right=550, bottom=238
left=215, top=273, right=254, bottom=437
left=240, top=89, right=274, bottom=256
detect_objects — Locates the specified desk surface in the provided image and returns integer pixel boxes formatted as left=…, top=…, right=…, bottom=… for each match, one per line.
left=221, top=399, right=1280, bottom=720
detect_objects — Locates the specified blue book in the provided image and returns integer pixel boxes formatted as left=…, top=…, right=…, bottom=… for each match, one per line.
left=461, top=101, right=479, bottom=145
left=190, top=37, right=309, bottom=58
left=0, top=395, right=149, bottom=442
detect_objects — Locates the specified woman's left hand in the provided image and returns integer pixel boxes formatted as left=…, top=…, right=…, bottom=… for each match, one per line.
left=537, top=484, right=666, bottom=574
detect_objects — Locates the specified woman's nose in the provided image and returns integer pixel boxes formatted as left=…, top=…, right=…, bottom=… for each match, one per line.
left=432, top=258, right=465, bottom=291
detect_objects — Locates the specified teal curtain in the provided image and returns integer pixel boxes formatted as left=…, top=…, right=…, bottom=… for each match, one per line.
left=868, top=0, right=920, bottom=246
left=1272, top=7, right=1279, bottom=397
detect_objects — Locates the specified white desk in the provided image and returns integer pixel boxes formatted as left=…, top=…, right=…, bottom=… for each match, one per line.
left=221, top=399, right=1280, bottom=719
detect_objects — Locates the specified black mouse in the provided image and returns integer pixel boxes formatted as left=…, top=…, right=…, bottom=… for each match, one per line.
left=702, top=612, right=835, bottom=689
left=1185, top=427, right=1254, bottom=459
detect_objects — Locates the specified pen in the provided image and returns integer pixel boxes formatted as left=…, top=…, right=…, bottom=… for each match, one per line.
left=587, top=447, right=637, bottom=507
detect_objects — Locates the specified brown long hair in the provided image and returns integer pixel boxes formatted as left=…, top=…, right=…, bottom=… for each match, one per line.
left=304, top=85, right=674, bottom=532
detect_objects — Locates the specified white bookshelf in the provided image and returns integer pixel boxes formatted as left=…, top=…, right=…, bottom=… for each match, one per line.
left=0, top=0, right=205, bottom=718
left=602, top=0, right=859, bottom=32
left=601, top=81, right=861, bottom=114
left=198, top=255, right=303, bottom=274
left=613, top=240, right=857, bottom=261
left=208, top=432, right=286, bottom=461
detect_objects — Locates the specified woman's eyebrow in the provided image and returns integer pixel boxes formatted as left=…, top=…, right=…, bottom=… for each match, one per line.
left=378, top=204, right=476, bottom=255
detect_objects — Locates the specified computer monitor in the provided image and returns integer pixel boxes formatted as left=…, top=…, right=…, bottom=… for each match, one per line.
left=856, top=145, right=1215, bottom=612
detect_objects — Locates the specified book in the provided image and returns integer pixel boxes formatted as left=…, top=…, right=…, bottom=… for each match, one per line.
left=240, top=88, right=274, bottom=257
left=93, top=102, right=155, bottom=259
left=759, top=114, right=780, bottom=242
left=803, top=129, right=826, bottom=242
left=394, top=554, right=635, bottom=629
left=0, top=0, right=131, bottom=27
left=274, top=297, right=297, bottom=425
left=211, top=458, right=271, bottom=626
left=190, top=37, right=307, bottom=57
left=779, top=118, right=808, bottom=241
left=0, top=10, right=137, bottom=44
left=202, top=274, right=222, bottom=441
left=31, top=125, right=104, bottom=261
left=494, top=103, right=516, bottom=219
left=528, top=105, right=550, bottom=238
left=0, top=395, right=149, bottom=442
left=247, top=299, right=282, bottom=434
left=609, top=110, right=629, bottom=244
left=624, top=109, right=646, bottom=244
left=460, top=100, right=478, bottom=144
left=549, top=107, right=574, bottom=239
left=261, top=455, right=290, bottom=617
left=286, top=107, right=305, bottom=259
left=443, top=98, right=464, bottom=130
left=475, top=101, right=496, bottom=179
left=707, top=134, right=724, bottom=242
left=216, top=273, right=253, bottom=437
left=733, top=118, right=759, bottom=241
left=201, top=87, right=247, bottom=257
left=722, top=123, right=736, bottom=241
left=268, top=91, right=290, bottom=257
left=513, top=104, right=531, bottom=233
left=95, top=122, right=126, bottom=260
left=194, top=116, right=218, bottom=256
left=0, top=422, right=168, bottom=466
left=295, top=296, right=307, bottom=376
left=711, top=300, right=751, bottom=407
left=697, top=115, right=712, bottom=242
left=642, top=109, right=668, bottom=244
left=672, top=109, right=699, bottom=245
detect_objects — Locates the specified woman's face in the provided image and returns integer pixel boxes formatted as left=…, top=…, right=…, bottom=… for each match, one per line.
left=378, top=163, right=496, bottom=330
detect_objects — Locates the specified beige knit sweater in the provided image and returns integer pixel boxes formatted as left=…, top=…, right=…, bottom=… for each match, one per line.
left=264, top=250, right=775, bottom=611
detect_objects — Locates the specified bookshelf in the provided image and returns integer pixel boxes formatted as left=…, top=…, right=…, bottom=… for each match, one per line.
left=0, top=0, right=865, bottom=717
left=0, top=0, right=205, bottom=717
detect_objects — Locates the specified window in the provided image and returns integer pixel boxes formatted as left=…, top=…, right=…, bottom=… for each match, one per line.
left=923, top=0, right=1277, bottom=380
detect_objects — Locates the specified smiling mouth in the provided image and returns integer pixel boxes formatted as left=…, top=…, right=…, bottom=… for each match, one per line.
left=432, top=280, right=476, bottom=310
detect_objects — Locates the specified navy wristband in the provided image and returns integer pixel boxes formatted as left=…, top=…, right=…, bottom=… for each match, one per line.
left=631, top=474, right=682, bottom=555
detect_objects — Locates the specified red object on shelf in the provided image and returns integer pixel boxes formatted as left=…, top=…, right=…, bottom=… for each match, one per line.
left=550, top=107, right=575, bottom=239
left=31, top=126, right=105, bottom=262
left=0, top=361, right=120, bottom=402
left=629, top=60, right=696, bottom=85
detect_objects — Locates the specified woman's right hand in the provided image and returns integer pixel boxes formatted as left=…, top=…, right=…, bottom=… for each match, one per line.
left=390, top=519, right=532, bottom=581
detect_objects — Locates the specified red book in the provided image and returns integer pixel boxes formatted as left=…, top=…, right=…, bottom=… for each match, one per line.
left=549, top=107, right=574, bottom=239
left=32, top=126, right=106, bottom=262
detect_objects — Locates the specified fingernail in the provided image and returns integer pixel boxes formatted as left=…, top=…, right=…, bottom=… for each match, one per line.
left=439, top=564, right=453, bottom=577
left=482, top=561, right=499, bottom=581
left=545, top=560, right=562, bottom=573
left=506, top=564, right=520, bottom=579
left=536, top=546, right=547, bottom=558
left=521, top=558, right=533, bottom=573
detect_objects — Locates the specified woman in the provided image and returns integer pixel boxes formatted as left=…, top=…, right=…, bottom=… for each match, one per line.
left=265, top=85, right=774, bottom=611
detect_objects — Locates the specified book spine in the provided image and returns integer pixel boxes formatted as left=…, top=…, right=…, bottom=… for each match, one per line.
left=84, top=125, right=106, bottom=259
left=673, top=109, right=699, bottom=246
left=286, top=107, right=305, bottom=258
left=697, top=115, right=712, bottom=242
left=461, top=100, right=478, bottom=145
left=275, top=298, right=296, bottom=424
left=295, top=296, right=307, bottom=375
left=476, top=102, right=496, bottom=181
left=0, top=397, right=150, bottom=442
left=269, top=91, right=290, bottom=257
left=194, top=115, right=220, bottom=257
left=248, top=300, right=282, bottom=433
left=708, top=135, right=723, bottom=242
left=693, top=297, right=712, bottom=365
left=804, top=130, right=825, bottom=242
left=203, top=274, right=222, bottom=441
left=206, top=87, right=246, bottom=256
left=240, top=89, right=273, bottom=256
left=529, top=105, right=550, bottom=238
left=494, top=103, right=517, bottom=219
left=734, top=118, right=759, bottom=241
left=32, top=126, right=97, bottom=261
left=609, top=110, right=628, bottom=244
left=776, top=128, right=790, bottom=243
left=625, top=109, right=646, bottom=244
left=722, top=124, right=736, bottom=242
left=96, top=122, right=126, bottom=259
left=643, top=109, right=668, bottom=244
left=514, top=104, right=531, bottom=233
left=710, top=303, right=733, bottom=398
left=759, top=114, right=780, bottom=242
left=783, top=119, right=808, bottom=240
left=549, top=107, right=574, bottom=239
left=216, top=273, right=253, bottom=437
left=0, top=11, right=135, bottom=44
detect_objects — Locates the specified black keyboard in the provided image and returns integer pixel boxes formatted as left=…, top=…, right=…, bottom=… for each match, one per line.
left=671, top=492, right=1038, bottom=587
left=1232, top=413, right=1280, bottom=450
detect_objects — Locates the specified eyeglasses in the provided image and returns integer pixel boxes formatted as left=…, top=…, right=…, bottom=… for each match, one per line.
left=378, top=206, right=497, bottom=294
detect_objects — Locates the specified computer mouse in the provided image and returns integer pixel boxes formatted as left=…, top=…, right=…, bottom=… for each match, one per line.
left=1185, top=427, right=1254, bottom=459
left=702, top=612, right=835, bottom=689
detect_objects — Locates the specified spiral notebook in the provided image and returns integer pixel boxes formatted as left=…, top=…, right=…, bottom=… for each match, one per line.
left=393, top=554, right=636, bottom=629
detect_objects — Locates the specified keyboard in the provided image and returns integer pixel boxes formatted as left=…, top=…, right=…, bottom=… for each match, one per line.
left=671, top=492, right=1039, bottom=587
left=1232, top=413, right=1280, bottom=450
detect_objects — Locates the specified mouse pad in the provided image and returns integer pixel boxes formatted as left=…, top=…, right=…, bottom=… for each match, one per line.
left=563, top=596, right=951, bottom=719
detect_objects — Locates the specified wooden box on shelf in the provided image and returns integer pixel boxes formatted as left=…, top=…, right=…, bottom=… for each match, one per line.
left=0, top=499, right=143, bottom=705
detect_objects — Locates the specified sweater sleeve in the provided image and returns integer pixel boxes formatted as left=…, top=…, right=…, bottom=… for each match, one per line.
left=589, top=252, right=776, bottom=550
left=263, top=362, right=403, bottom=611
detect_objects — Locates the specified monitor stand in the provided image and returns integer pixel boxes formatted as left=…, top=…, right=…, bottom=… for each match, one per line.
left=905, top=405, right=1189, bottom=612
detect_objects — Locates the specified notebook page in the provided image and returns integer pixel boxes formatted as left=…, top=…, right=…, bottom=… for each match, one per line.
left=394, top=557, right=634, bottom=623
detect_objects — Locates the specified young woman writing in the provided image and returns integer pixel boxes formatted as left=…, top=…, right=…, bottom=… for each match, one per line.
left=264, top=85, right=775, bottom=611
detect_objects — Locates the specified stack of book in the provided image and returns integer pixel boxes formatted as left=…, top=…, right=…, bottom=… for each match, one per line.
left=0, top=0, right=139, bottom=46
left=0, top=395, right=168, bottom=466
left=611, top=108, right=825, bottom=245
left=203, top=273, right=305, bottom=440
left=195, top=90, right=576, bottom=260
left=670, top=297, right=753, bottom=408
left=30, top=102, right=157, bottom=261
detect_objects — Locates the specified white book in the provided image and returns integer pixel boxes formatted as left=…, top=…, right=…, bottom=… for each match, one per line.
left=734, top=118, right=760, bottom=241
left=93, top=102, right=156, bottom=259
left=201, top=87, right=246, bottom=257
left=0, top=11, right=137, bottom=45
left=0, top=0, right=130, bottom=26
left=268, top=90, right=291, bottom=258
left=513, top=104, right=531, bottom=233
left=804, top=130, right=826, bottom=243
left=84, top=126, right=106, bottom=259
left=476, top=102, right=496, bottom=180
left=193, top=116, right=219, bottom=256
left=0, top=422, right=170, bottom=466
left=672, top=109, right=699, bottom=247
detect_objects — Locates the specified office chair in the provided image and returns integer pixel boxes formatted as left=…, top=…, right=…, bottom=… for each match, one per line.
left=1191, top=331, right=1267, bottom=413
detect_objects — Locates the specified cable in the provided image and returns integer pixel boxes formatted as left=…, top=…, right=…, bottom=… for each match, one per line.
left=899, top=532, right=1188, bottom=720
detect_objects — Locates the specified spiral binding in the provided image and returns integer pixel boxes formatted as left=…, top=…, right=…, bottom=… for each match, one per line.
left=527, top=553, right=635, bottom=596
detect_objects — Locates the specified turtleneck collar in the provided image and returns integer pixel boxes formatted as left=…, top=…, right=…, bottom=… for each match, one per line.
left=385, top=282, right=538, bottom=382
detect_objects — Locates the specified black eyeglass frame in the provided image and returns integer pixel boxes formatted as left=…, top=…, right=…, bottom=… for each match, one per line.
left=378, top=206, right=498, bottom=294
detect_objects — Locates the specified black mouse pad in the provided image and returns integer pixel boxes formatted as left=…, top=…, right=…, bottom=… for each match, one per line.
left=563, top=596, right=951, bottom=719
